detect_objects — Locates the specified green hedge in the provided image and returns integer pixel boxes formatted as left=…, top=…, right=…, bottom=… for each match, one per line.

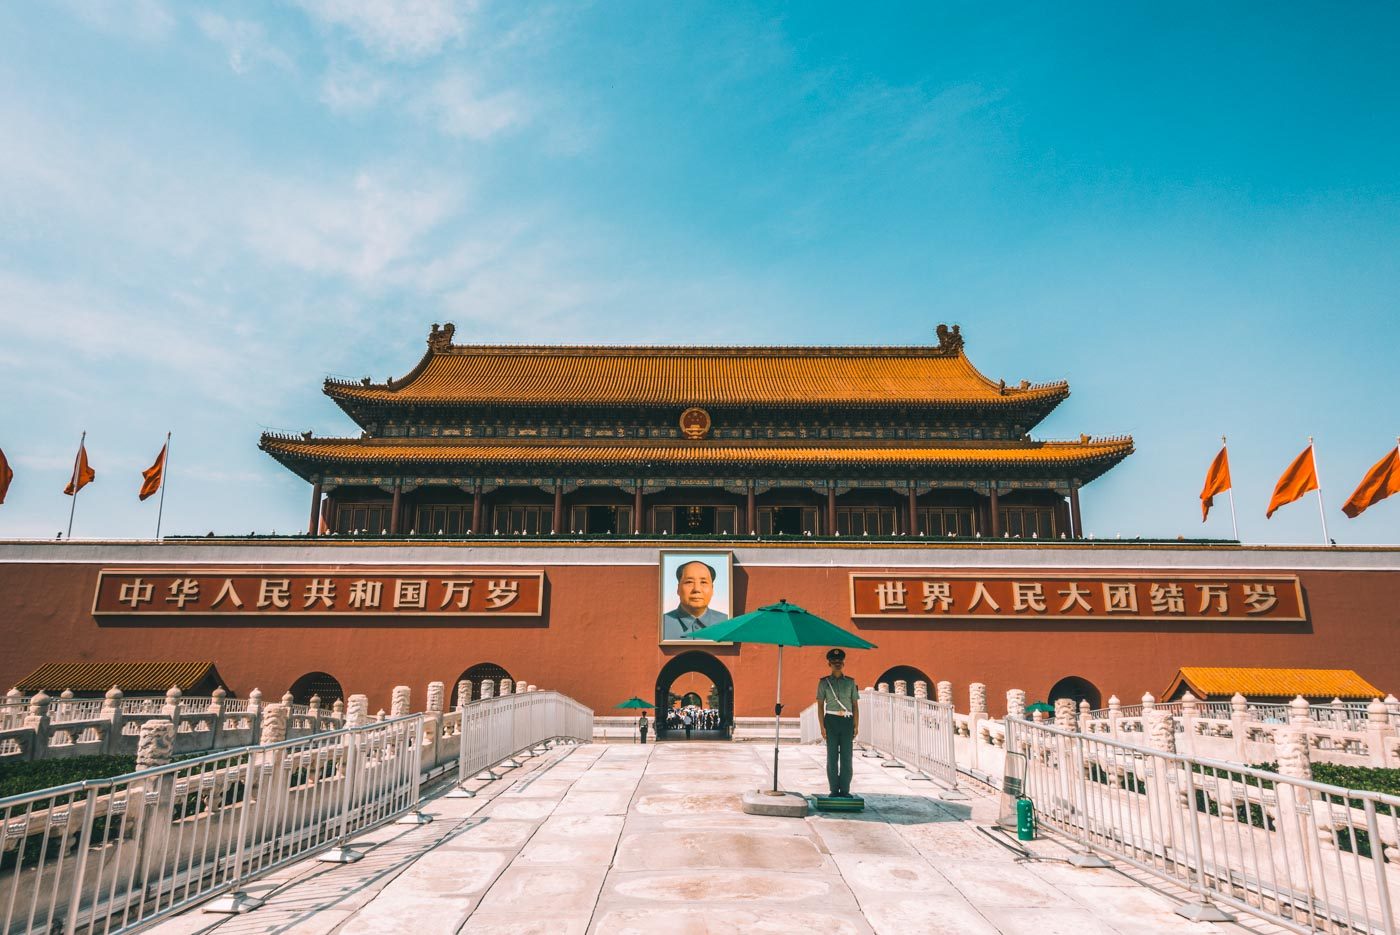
left=0, top=756, right=137, bottom=799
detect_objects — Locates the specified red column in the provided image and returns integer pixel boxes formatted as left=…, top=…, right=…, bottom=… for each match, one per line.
left=989, top=487, right=1001, bottom=538
left=634, top=485, right=644, bottom=534
left=1070, top=484, right=1083, bottom=538
left=746, top=485, right=756, bottom=535
left=907, top=483, right=918, bottom=535
left=390, top=483, right=401, bottom=535
left=827, top=486, right=837, bottom=535
left=471, top=484, right=482, bottom=534
left=308, top=480, right=323, bottom=536
left=553, top=483, right=564, bottom=534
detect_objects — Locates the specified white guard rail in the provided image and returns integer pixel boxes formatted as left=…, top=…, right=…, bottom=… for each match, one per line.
left=855, top=691, right=959, bottom=791
left=1007, top=717, right=1400, bottom=934
left=0, top=714, right=425, bottom=935
left=457, top=691, right=593, bottom=783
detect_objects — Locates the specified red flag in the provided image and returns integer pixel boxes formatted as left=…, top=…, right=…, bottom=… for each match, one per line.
left=0, top=448, right=13, bottom=504
left=139, top=443, right=167, bottom=501
left=1199, top=446, right=1231, bottom=521
left=64, top=442, right=95, bottom=496
left=1342, top=446, right=1400, bottom=519
left=1266, top=444, right=1318, bottom=518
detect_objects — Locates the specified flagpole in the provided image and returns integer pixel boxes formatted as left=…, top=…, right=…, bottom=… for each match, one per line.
left=1222, top=435, right=1239, bottom=541
left=1310, top=436, right=1331, bottom=546
left=66, top=431, right=85, bottom=540
left=155, top=432, right=171, bottom=541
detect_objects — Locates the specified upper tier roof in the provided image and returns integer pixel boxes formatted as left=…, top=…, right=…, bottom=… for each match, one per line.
left=324, top=323, right=1069, bottom=411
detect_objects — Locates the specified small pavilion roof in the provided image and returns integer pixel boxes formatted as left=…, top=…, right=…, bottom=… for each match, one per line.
left=260, top=434, right=1133, bottom=482
left=323, top=325, right=1069, bottom=413
left=1163, top=667, right=1384, bottom=701
left=16, top=662, right=226, bottom=695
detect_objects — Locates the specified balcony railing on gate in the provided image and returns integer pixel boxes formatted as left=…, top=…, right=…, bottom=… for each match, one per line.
left=1006, top=717, right=1400, bottom=935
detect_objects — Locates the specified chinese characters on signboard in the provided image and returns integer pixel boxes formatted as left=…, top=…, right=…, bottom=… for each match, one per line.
left=92, top=569, right=545, bottom=618
left=849, top=574, right=1304, bottom=622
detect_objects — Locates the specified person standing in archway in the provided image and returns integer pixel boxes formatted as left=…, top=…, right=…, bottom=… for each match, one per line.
left=817, top=648, right=860, bottom=797
left=637, top=712, right=649, bottom=744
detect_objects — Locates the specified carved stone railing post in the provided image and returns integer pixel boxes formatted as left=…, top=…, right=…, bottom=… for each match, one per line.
left=1054, top=698, right=1076, bottom=731
left=968, top=683, right=987, bottom=770
left=457, top=680, right=471, bottom=707
left=260, top=704, right=289, bottom=745
left=876, top=682, right=890, bottom=693
left=1178, top=692, right=1198, bottom=755
left=1366, top=698, right=1393, bottom=768
left=893, top=679, right=908, bottom=696
left=206, top=687, right=226, bottom=749
left=1107, top=695, right=1121, bottom=741
left=248, top=688, right=264, bottom=743
left=162, top=685, right=183, bottom=739
left=936, top=681, right=953, bottom=706
left=1078, top=699, right=1092, bottom=733
left=1143, top=709, right=1177, bottom=849
left=391, top=685, right=411, bottom=718
left=913, top=680, right=928, bottom=700
left=23, top=692, right=51, bottom=761
left=480, top=681, right=494, bottom=700
left=345, top=694, right=369, bottom=729
left=1274, top=726, right=1320, bottom=881
left=1230, top=692, right=1249, bottom=761
left=514, top=680, right=527, bottom=695
left=58, top=689, right=76, bottom=723
left=281, top=691, right=295, bottom=709
left=498, top=679, right=513, bottom=696
left=527, top=684, right=537, bottom=692
left=102, top=685, right=125, bottom=755
left=1386, top=694, right=1400, bottom=721
left=137, top=719, right=175, bottom=769
left=308, top=693, right=322, bottom=732
left=1006, top=689, right=1026, bottom=721
left=425, top=681, right=446, bottom=769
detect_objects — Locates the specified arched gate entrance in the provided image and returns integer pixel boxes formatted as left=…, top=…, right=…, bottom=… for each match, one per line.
left=655, top=651, right=733, bottom=740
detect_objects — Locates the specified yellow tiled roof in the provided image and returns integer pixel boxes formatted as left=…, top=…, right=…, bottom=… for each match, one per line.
left=16, top=662, right=223, bottom=694
left=324, top=346, right=1069, bottom=408
left=260, top=435, right=1134, bottom=470
left=1167, top=667, right=1384, bottom=700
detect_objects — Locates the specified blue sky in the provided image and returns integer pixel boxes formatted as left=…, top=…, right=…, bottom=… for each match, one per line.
left=0, top=1, right=1396, bottom=544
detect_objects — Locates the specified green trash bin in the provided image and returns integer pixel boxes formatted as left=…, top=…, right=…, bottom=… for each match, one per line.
left=1016, top=796, right=1037, bottom=841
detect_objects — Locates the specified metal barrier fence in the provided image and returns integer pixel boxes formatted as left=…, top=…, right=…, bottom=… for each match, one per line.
left=458, top=691, right=593, bottom=785
left=1007, top=717, right=1400, bottom=934
left=855, top=691, right=959, bottom=791
left=0, top=714, right=424, bottom=935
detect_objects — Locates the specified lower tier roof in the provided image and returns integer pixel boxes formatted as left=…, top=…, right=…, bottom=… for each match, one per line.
left=260, top=434, right=1133, bottom=483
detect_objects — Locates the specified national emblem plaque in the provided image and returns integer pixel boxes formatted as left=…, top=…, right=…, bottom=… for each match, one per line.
left=679, top=407, right=711, bottom=439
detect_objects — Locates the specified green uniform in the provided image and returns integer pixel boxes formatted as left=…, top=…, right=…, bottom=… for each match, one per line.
left=817, top=675, right=859, bottom=796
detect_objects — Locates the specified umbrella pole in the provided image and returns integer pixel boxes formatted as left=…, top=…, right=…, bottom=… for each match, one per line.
left=773, top=645, right=783, bottom=794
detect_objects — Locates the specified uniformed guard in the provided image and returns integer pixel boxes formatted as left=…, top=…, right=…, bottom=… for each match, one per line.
left=816, top=648, right=859, bottom=797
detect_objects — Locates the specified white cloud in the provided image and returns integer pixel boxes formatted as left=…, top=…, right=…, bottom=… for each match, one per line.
left=418, top=70, right=529, bottom=140
left=294, top=0, right=470, bottom=61
left=319, top=58, right=390, bottom=112
left=197, top=12, right=295, bottom=75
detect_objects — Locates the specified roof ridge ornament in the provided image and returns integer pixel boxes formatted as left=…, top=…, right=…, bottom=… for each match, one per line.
left=428, top=322, right=456, bottom=351
left=935, top=323, right=964, bottom=354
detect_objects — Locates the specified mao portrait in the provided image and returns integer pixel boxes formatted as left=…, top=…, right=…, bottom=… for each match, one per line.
left=659, top=551, right=732, bottom=643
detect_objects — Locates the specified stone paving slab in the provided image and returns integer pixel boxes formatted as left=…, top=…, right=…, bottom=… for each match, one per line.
left=148, top=741, right=1262, bottom=935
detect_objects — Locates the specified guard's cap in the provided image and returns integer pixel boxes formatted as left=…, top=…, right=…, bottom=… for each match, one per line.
left=826, top=648, right=846, bottom=662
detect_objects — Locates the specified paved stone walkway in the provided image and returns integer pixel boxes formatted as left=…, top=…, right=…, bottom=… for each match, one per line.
left=149, top=742, right=1265, bottom=934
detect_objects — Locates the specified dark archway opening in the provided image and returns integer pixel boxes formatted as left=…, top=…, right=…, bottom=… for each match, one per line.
left=1047, top=675, right=1102, bottom=711
left=289, top=671, right=343, bottom=706
left=655, top=651, right=733, bottom=740
left=452, top=663, right=514, bottom=706
left=875, top=665, right=934, bottom=696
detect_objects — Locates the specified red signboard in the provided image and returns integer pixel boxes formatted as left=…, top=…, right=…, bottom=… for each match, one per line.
left=850, top=573, right=1305, bottom=622
left=93, top=568, right=544, bottom=618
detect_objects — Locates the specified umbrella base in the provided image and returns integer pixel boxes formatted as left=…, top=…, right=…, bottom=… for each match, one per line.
left=741, top=789, right=808, bottom=817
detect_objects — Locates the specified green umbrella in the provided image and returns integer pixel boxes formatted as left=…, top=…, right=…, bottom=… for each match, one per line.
left=1025, top=701, right=1055, bottom=715
left=682, top=599, right=875, bottom=795
left=616, top=696, right=655, bottom=709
